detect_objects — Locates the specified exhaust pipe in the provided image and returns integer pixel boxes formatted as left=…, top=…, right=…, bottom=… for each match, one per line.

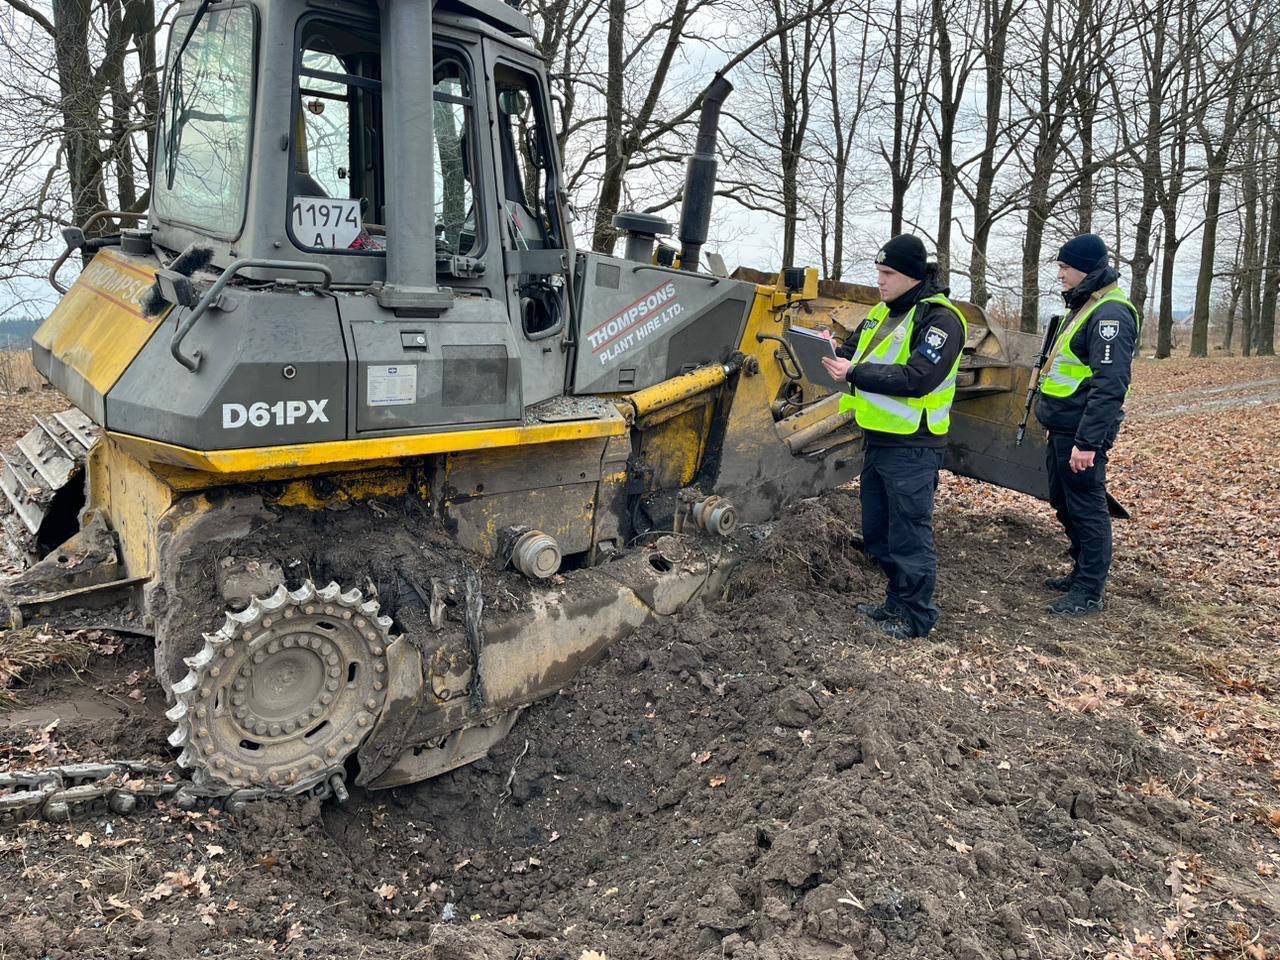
left=377, top=0, right=452, bottom=313
left=677, top=75, right=732, bottom=273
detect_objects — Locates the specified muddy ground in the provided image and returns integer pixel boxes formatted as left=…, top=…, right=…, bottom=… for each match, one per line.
left=0, top=357, right=1277, bottom=960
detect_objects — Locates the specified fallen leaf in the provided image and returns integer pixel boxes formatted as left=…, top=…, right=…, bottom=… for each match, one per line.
left=374, top=882, right=398, bottom=900
left=549, top=831, right=560, bottom=843
left=580, top=951, right=608, bottom=960
left=206, top=844, right=225, bottom=858
left=709, top=776, right=726, bottom=788
left=127, top=688, right=146, bottom=702
left=73, top=831, right=92, bottom=849
left=691, top=750, right=712, bottom=765
left=141, top=881, right=175, bottom=903
left=945, top=836, right=973, bottom=855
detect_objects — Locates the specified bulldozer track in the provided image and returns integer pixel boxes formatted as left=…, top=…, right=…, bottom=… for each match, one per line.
left=0, top=758, right=343, bottom=825
left=0, top=408, right=99, bottom=571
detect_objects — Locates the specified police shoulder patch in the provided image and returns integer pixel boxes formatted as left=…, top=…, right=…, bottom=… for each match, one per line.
left=923, top=326, right=948, bottom=349
left=1098, top=319, right=1119, bottom=342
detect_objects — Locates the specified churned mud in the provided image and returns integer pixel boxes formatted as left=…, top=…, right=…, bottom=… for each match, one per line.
left=0, top=357, right=1277, bottom=960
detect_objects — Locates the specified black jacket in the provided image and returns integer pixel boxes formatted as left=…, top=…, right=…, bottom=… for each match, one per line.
left=835, top=272, right=966, bottom=448
left=1034, top=266, right=1140, bottom=452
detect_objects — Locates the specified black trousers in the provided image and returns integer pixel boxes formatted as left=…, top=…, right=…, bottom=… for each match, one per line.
left=860, top=445, right=944, bottom=636
left=1044, top=432, right=1111, bottom=598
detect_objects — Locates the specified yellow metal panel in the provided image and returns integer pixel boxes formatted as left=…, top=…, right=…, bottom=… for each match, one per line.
left=85, top=435, right=177, bottom=577
left=639, top=402, right=713, bottom=489
left=105, top=412, right=627, bottom=482
left=34, top=248, right=168, bottom=395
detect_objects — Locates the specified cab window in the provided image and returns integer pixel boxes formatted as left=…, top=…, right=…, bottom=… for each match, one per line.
left=494, top=66, right=559, bottom=254
left=289, top=21, right=480, bottom=259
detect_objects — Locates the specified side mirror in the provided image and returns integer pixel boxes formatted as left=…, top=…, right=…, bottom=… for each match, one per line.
left=156, top=268, right=199, bottom=309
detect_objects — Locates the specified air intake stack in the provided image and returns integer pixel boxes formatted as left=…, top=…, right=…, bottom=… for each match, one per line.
left=677, top=75, right=733, bottom=273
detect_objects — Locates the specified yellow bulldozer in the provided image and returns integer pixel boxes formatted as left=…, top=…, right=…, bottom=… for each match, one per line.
left=0, top=0, right=1046, bottom=814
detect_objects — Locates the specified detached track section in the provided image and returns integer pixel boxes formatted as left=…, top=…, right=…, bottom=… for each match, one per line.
left=0, top=408, right=98, bottom=570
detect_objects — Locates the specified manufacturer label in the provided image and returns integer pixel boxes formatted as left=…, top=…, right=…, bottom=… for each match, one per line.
left=367, top=364, right=417, bottom=406
left=222, top=400, right=330, bottom=429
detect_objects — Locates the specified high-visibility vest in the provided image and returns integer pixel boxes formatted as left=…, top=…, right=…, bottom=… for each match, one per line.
left=1039, top=286, right=1140, bottom=398
left=837, top=294, right=968, bottom=435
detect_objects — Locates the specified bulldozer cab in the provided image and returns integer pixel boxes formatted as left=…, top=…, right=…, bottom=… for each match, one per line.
left=148, top=0, right=573, bottom=408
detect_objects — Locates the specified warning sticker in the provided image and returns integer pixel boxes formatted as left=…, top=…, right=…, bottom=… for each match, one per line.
left=586, top=281, right=684, bottom=366
left=367, top=364, right=417, bottom=406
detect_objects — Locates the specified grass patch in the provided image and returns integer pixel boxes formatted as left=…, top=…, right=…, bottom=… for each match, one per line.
left=0, top=626, right=97, bottom=702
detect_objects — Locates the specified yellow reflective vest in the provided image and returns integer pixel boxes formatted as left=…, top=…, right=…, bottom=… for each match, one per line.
left=838, top=294, right=968, bottom=435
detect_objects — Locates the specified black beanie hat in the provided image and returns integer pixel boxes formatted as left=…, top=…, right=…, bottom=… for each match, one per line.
left=876, top=234, right=928, bottom=281
left=1057, top=233, right=1109, bottom=273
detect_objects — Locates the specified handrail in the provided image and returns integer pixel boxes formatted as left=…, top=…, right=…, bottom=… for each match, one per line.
left=755, top=332, right=803, bottom=383
left=47, top=211, right=147, bottom=294
left=171, top=259, right=333, bottom=372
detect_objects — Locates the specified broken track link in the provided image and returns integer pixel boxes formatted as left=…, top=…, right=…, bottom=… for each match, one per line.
left=167, top=580, right=395, bottom=796
left=0, top=759, right=346, bottom=825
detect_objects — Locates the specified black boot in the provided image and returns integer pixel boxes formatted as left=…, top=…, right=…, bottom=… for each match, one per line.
left=857, top=602, right=900, bottom=623
left=1048, top=591, right=1104, bottom=616
left=1044, top=573, right=1075, bottom=592
left=877, top=619, right=926, bottom=640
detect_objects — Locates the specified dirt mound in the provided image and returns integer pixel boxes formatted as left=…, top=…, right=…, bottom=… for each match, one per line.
left=2, top=489, right=1275, bottom=960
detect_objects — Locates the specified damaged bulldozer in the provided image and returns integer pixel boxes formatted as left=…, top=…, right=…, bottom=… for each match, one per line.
left=0, top=0, right=1048, bottom=807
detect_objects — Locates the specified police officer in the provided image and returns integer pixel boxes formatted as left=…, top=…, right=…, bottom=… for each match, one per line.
left=1035, top=233, right=1140, bottom=616
left=822, top=235, right=967, bottom=639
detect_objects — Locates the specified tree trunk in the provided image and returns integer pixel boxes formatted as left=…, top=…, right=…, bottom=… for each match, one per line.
left=1223, top=272, right=1241, bottom=354
left=1156, top=210, right=1178, bottom=358
left=590, top=0, right=627, bottom=253
left=52, top=0, right=108, bottom=229
left=1019, top=186, right=1050, bottom=333
left=967, top=0, right=1013, bottom=307
left=1258, top=141, right=1280, bottom=356
left=1190, top=163, right=1226, bottom=358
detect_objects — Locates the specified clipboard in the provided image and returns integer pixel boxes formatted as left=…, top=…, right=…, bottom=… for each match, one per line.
left=784, top=324, right=848, bottom=392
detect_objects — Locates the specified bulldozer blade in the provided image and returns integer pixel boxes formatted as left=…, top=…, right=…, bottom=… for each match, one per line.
left=0, top=409, right=99, bottom=571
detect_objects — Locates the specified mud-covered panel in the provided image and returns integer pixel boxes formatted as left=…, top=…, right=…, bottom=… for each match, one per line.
left=442, top=438, right=607, bottom=500
left=638, top=402, right=714, bottom=490
left=33, top=248, right=167, bottom=406
left=445, top=483, right=597, bottom=557
left=945, top=374, right=1049, bottom=501
left=106, top=288, right=347, bottom=449
left=572, top=253, right=754, bottom=394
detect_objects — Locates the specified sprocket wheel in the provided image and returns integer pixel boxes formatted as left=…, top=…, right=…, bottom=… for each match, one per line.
left=166, top=580, right=395, bottom=795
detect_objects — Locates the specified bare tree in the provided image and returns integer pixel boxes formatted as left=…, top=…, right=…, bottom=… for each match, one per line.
left=872, top=0, right=935, bottom=236
left=1188, top=2, right=1275, bottom=357
left=959, top=0, right=1024, bottom=306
